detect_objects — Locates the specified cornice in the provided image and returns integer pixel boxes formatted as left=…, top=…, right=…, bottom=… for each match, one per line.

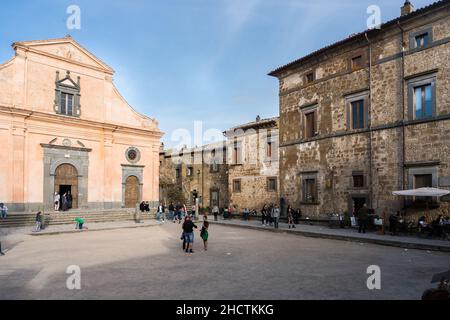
left=40, top=143, right=92, bottom=152
left=15, top=45, right=115, bottom=76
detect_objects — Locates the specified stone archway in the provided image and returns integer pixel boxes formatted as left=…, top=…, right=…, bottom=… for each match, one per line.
left=124, top=175, right=140, bottom=208
left=54, top=164, right=79, bottom=209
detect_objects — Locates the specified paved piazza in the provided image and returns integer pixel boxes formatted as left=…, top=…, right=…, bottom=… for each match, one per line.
left=0, top=222, right=448, bottom=300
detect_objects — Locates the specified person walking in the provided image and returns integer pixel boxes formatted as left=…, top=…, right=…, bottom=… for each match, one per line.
left=33, top=211, right=42, bottom=232
left=157, top=203, right=165, bottom=223
left=261, top=204, right=267, bottom=226
left=191, top=204, right=197, bottom=221
left=200, top=217, right=209, bottom=251
left=0, top=241, right=5, bottom=256
left=161, top=203, right=167, bottom=223
left=180, top=216, right=187, bottom=250
left=357, top=204, right=369, bottom=234
left=294, top=208, right=301, bottom=225
left=389, top=211, right=400, bottom=235
left=176, top=204, right=182, bottom=223
left=272, top=205, right=280, bottom=229
left=182, top=215, right=198, bottom=254
left=288, top=206, right=296, bottom=229
left=0, top=203, right=8, bottom=218
left=212, top=205, right=219, bottom=222
left=168, top=202, right=175, bottom=221
left=54, top=192, right=60, bottom=211
left=182, top=204, right=187, bottom=219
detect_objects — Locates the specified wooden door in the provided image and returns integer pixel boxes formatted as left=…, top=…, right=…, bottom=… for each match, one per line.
left=125, top=175, right=139, bottom=208
left=54, top=164, right=78, bottom=209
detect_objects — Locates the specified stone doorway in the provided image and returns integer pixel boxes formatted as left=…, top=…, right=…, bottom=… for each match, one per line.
left=125, top=175, right=139, bottom=208
left=348, top=194, right=369, bottom=216
left=54, top=164, right=78, bottom=209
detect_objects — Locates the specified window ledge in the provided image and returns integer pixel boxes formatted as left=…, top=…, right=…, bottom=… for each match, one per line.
left=346, top=128, right=368, bottom=132
left=301, top=202, right=320, bottom=206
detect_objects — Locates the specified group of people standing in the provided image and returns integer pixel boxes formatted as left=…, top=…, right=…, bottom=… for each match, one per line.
left=53, top=191, right=73, bottom=212
left=260, top=204, right=301, bottom=229
left=139, top=201, right=151, bottom=214
left=158, top=202, right=190, bottom=223
left=261, top=204, right=280, bottom=228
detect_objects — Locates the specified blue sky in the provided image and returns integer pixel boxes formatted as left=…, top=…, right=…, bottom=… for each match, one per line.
left=0, top=0, right=434, bottom=147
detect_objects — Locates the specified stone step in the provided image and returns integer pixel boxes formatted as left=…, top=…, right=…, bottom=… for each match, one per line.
left=4, top=212, right=135, bottom=218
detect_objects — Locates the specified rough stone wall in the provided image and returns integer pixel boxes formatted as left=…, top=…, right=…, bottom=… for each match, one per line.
left=159, top=146, right=229, bottom=209
left=227, top=125, right=280, bottom=211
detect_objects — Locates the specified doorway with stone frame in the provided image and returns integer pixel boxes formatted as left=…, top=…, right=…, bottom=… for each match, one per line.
left=124, top=175, right=140, bottom=208
left=348, top=194, right=370, bottom=216
left=54, top=164, right=79, bottom=209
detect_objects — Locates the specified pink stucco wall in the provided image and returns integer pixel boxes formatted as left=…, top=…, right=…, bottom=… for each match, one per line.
left=0, top=37, right=163, bottom=210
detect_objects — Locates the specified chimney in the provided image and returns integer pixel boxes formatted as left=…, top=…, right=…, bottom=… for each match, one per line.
left=401, top=0, right=414, bottom=16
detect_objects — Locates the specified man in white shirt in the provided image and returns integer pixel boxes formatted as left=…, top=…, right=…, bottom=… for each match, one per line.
left=54, top=192, right=60, bottom=211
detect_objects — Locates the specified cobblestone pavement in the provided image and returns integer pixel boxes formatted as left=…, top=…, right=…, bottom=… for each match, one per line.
left=0, top=221, right=449, bottom=300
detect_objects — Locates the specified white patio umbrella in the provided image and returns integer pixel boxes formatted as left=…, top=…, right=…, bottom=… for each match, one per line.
left=392, top=187, right=450, bottom=218
left=392, top=187, right=450, bottom=197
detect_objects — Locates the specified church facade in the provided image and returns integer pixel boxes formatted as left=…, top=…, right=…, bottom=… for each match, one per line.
left=0, top=37, right=162, bottom=212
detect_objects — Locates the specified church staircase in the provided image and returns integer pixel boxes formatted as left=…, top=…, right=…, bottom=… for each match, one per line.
left=0, top=209, right=155, bottom=228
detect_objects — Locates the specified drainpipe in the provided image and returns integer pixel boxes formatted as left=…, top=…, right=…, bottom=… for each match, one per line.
left=365, top=32, right=374, bottom=211
left=201, top=148, right=205, bottom=209
left=397, top=21, right=407, bottom=214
